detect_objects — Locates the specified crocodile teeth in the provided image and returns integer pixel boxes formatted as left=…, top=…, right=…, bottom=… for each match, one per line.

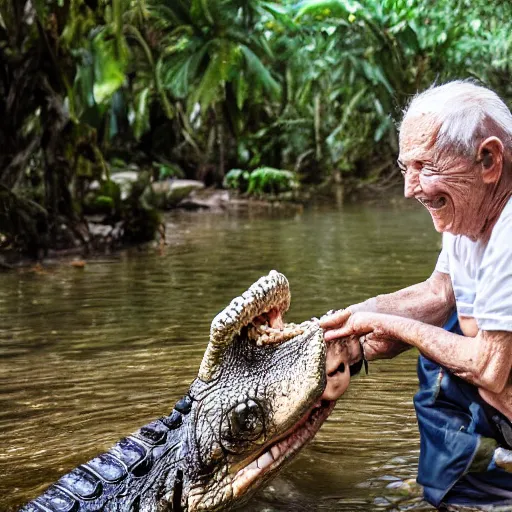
left=270, top=445, right=281, bottom=459
left=256, top=451, right=274, bottom=469
left=252, top=324, right=305, bottom=346
left=231, top=402, right=336, bottom=498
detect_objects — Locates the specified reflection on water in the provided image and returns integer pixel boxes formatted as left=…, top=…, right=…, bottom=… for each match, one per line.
left=0, top=201, right=441, bottom=511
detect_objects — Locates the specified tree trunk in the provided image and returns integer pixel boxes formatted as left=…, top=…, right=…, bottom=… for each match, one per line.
left=216, top=106, right=225, bottom=185
left=314, top=93, right=322, bottom=163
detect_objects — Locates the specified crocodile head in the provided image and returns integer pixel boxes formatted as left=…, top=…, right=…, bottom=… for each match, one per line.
left=21, top=271, right=360, bottom=512
left=178, top=270, right=360, bottom=511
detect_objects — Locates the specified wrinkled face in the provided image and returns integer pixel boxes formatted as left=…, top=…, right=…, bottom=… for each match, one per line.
left=399, top=114, right=487, bottom=238
left=182, top=271, right=355, bottom=511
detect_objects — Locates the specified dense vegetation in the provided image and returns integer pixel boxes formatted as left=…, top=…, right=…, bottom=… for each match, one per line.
left=1, top=0, right=512, bottom=257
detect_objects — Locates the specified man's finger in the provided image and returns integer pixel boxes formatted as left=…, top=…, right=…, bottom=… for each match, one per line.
left=319, top=309, right=351, bottom=329
left=324, top=327, right=352, bottom=341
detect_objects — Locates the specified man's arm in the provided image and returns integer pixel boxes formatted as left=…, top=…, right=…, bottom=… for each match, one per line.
left=335, top=312, right=512, bottom=395
left=348, top=270, right=455, bottom=325
left=321, top=270, right=455, bottom=359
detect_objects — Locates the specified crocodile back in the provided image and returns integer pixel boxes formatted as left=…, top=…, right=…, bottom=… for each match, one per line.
left=21, top=411, right=185, bottom=512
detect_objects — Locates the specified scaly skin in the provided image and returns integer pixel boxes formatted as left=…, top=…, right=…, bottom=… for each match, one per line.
left=21, top=271, right=359, bottom=512
left=443, top=507, right=512, bottom=511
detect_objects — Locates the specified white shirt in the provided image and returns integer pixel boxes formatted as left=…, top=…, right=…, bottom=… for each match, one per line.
left=435, top=197, right=512, bottom=331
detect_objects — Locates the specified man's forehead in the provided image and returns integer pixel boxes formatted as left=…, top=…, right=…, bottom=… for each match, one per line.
left=399, top=113, right=440, bottom=162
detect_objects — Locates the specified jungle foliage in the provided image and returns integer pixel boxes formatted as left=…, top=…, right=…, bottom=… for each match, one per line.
left=224, top=167, right=298, bottom=196
left=1, top=0, right=512, bottom=255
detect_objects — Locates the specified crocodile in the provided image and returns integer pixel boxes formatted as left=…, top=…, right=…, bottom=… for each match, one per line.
left=20, top=270, right=362, bottom=512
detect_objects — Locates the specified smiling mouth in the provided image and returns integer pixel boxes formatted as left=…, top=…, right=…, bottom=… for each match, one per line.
left=418, top=196, right=447, bottom=210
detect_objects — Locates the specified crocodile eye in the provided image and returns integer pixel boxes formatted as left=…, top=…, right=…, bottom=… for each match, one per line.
left=227, top=399, right=264, bottom=442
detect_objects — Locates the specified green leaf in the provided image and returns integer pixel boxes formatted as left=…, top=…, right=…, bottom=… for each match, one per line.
left=156, top=163, right=184, bottom=180
left=162, top=42, right=209, bottom=98
left=73, top=50, right=96, bottom=111
left=295, top=0, right=362, bottom=20
left=247, top=168, right=298, bottom=195
left=94, top=195, right=115, bottom=209
left=188, top=39, right=241, bottom=110
left=240, top=45, right=280, bottom=98
left=191, top=54, right=225, bottom=110
left=235, top=73, right=249, bottom=110
left=223, top=169, right=250, bottom=191
left=151, top=1, right=193, bottom=26
left=394, top=24, right=420, bottom=53
left=374, top=116, right=391, bottom=142
left=92, top=32, right=127, bottom=104
left=162, top=54, right=194, bottom=97
left=259, top=2, right=298, bottom=30
left=191, top=0, right=215, bottom=25
left=326, top=86, right=367, bottom=145
left=133, top=87, right=151, bottom=140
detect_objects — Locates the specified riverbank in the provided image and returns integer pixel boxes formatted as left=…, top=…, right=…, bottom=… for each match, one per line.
left=0, top=181, right=408, bottom=271
left=0, top=187, right=307, bottom=270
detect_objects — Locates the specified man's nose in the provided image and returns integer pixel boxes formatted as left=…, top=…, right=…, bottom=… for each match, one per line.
left=403, top=171, right=420, bottom=198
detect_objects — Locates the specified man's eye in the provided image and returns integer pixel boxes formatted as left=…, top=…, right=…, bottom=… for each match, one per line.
left=420, top=166, right=437, bottom=176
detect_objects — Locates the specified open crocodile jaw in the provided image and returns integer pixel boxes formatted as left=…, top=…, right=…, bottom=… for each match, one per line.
left=187, top=273, right=359, bottom=511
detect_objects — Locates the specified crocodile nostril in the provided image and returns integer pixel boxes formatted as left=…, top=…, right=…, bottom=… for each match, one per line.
left=328, top=362, right=345, bottom=377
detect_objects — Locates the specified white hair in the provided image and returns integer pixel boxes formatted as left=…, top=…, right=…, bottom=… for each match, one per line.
left=402, top=80, right=512, bottom=157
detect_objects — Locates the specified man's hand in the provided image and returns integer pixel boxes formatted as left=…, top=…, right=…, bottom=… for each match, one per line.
left=319, top=308, right=353, bottom=331
left=321, top=310, right=388, bottom=343
left=320, top=310, right=411, bottom=361
left=323, top=311, right=397, bottom=339
left=359, top=332, right=412, bottom=361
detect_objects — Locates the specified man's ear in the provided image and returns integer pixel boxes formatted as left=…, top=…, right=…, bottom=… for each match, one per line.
left=477, top=136, right=504, bottom=184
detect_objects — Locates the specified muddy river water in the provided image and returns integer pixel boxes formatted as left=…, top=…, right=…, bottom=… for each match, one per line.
left=0, top=201, right=443, bottom=511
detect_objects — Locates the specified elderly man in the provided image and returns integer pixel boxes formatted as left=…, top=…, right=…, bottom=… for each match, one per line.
left=321, top=81, right=512, bottom=510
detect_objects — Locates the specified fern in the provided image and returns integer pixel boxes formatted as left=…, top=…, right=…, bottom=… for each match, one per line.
left=223, top=169, right=250, bottom=191
left=246, top=168, right=298, bottom=196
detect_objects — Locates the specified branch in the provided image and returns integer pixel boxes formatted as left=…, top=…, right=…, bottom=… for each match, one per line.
left=0, top=135, right=41, bottom=189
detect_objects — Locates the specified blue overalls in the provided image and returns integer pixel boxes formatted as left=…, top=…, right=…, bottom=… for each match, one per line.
left=414, top=312, right=512, bottom=508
